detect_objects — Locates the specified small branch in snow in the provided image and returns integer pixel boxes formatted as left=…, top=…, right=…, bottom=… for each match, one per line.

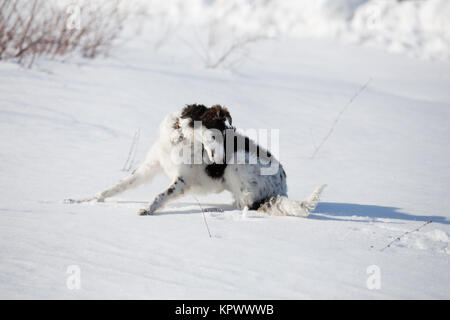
left=122, top=128, right=140, bottom=172
left=380, top=220, right=432, bottom=252
left=206, top=35, right=270, bottom=69
left=193, top=195, right=212, bottom=238
left=176, top=26, right=272, bottom=70
left=309, top=127, right=318, bottom=150
left=310, top=78, right=372, bottom=159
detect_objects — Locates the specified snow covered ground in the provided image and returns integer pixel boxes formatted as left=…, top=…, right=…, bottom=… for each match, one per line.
left=144, top=0, right=450, bottom=61
left=1, top=1, right=450, bottom=299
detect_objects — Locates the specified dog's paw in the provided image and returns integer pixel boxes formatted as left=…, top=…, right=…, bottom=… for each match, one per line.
left=138, top=208, right=152, bottom=216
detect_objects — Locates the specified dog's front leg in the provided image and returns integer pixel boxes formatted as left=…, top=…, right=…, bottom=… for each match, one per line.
left=138, top=177, right=186, bottom=215
left=94, top=145, right=162, bottom=201
left=65, top=144, right=162, bottom=204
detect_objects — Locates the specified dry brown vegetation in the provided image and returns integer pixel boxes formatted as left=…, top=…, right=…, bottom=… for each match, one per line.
left=0, top=0, right=130, bottom=67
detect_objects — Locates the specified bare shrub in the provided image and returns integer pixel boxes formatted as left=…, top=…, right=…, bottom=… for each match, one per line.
left=175, top=12, right=274, bottom=70
left=0, top=0, right=131, bottom=67
left=178, top=25, right=272, bottom=70
left=205, top=35, right=270, bottom=69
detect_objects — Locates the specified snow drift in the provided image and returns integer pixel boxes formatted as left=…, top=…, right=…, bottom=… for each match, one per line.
left=143, top=0, right=450, bottom=60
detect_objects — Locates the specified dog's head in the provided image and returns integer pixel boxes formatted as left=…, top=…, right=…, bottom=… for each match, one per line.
left=200, top=105, right=233, bottom=133
left=180, top=104, right=234, bottom=163
left=181, top=104, right=233, bottom=132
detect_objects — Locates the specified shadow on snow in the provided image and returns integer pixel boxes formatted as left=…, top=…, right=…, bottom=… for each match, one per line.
left=311, top=202, right=449, bottom=225
left=107, top=200, right=449, bottom=224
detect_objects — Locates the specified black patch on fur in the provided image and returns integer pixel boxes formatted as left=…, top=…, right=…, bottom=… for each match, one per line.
left=251, top=195, right=281, bottom=211
left=167, top=177, right=184, bottom=194
left=204, top=130, right=275, bottom=180
left=235, top=136, right=271, bottom=158
left=226, top=135, right=272, bottom=163
left=181, top=104, right=208, bottom=126
left=205, top=163, right=228, bottom=179
left=249, top=197, right=270, bottom=210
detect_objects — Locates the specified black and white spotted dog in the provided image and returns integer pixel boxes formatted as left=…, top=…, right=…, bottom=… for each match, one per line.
left=71, top=104, right=326, bottom=216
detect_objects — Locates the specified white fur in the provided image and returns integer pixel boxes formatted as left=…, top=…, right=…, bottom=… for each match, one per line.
left=76, top=110, right=325, bottom=216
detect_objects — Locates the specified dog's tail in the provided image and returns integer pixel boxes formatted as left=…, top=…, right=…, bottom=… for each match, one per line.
left=258, top=184, right=327, bottom=217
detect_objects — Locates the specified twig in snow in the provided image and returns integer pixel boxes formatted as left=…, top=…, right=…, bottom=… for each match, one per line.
left=192, top=195, right=212, bottom=238
left=122, top=128, right=140, bottom=172
left=310, top=78, right=372, bottom=159
left=206, top=35, right=269, bottom=69
left=380, top=220, right=432, bottom=252
left=309, top=127, right=318, bottom=150
left=177, top=28, right=271, bottom=69
left=128, top=129, right=140, bottom=171
left=204, top=207, right=224, bottom=213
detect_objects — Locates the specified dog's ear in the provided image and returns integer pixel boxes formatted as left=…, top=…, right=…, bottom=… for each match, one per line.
left=180, top=104, right=208, bottom=126
left=224, top=112, right=232, bottom=128
left=217, top=105, right=232, bottom=127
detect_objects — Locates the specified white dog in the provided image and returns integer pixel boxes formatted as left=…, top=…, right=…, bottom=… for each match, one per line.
left=69, top=104, right=326, bottom=216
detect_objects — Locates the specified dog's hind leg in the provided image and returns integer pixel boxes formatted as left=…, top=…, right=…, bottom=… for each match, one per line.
left=257, top=185, right=327, bottom=217
left=138, top=177, right=186, bottom=215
